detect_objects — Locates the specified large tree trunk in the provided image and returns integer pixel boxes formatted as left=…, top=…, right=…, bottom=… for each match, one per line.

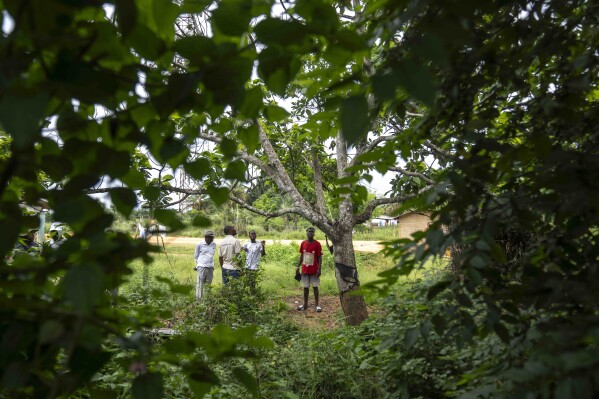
left=332, top=229, right=368, bottom=326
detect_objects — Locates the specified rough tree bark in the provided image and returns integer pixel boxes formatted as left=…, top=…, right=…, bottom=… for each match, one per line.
left=330, top=129, right=369, bottom=325
left=331, top=225, right=369, bottom=325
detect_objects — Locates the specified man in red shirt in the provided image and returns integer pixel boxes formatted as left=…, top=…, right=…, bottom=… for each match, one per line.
left=296, top=227, right=323, bottom=312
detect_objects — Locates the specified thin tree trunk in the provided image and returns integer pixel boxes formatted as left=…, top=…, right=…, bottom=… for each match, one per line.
left=332, top=229, right=368, bottom=325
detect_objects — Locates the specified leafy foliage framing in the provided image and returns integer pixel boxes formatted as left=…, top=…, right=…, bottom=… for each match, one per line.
left=1, top=0, right=598, bottom=397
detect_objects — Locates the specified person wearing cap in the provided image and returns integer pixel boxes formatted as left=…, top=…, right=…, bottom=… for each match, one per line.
left=296, top=227, right=323, bottom=312
left=15, top=229, right=41, bottom=254
left=194, top=230, right=216, bottom=302
left=242, top=230, right=266, bottom=292
left=218, top=225, right=242, bottom=284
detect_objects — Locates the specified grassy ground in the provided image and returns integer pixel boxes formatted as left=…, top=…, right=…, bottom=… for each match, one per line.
left=103, top=240, right=450, bottom=398
left=121, top=241, right=444, bottom=303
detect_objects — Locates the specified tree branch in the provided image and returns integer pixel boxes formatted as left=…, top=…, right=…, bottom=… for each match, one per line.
left=386, top=165, right=434, bottom=184
left=197, top=131, right=272, bottom=174
left=84, top=187, right=114, bottom=194
left=350, top=135, right=396, bottom=167
left=311, top=145, right=327, bottom=216
left=254, top=121, right=331, bottom=230
left=146, top=193, right=190, bottom=209
left=424, top=140, right=451, bottom=158
left=335, top=130, right=355, bottom=228
left=229, top=194, right=302, bottom=220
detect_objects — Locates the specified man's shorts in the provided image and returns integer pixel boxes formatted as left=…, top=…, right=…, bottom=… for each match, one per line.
left=197, top=267, right=214, bottom=284
left=300, top=274, right=320, bottom=288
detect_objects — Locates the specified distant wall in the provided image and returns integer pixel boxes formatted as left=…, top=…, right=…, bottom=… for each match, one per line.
left=397, top=212, right=432, bottom=239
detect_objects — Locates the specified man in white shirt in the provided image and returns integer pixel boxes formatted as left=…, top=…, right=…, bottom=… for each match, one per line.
left=218, top=225, right=242, bottom=284
left=194, top=230, right=216, bottom=302
left=242, top=230, right=266, bottom=291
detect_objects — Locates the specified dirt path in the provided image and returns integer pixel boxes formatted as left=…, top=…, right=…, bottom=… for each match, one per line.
left=163, top=237, right=384, bottom=253
left=282, top=295, right=347, bottom=330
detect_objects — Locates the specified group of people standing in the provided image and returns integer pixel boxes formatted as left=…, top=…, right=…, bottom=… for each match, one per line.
left=193, top=226, right=327, bottom=313
left=193, top=225, right=266, bottom=301
left=13, top=223, right=67, bottom=255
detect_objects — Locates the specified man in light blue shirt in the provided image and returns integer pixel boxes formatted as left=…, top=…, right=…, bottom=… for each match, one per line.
left=194, top=230, right=216, bottom=302
left=242, top=230, right=266, bottom=291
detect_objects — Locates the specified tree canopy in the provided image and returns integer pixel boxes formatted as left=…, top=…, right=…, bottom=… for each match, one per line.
left=1, top=0, right=598, bottom=397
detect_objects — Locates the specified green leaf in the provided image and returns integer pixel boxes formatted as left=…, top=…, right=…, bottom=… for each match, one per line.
left=143, top=185, right=161, bottom=201
left=265, top=105, right=289, bottom=122
left=258, top=48, right=299, bottom=96
left=188, top=381, right=212, bottom=399
left=110, top=188, right=138, bottom=218
left=232, top=367, right=258, bottom=397
left=426, top=229, right=444, bottom=250
left=336, top=175, right=360, bottom=185
left=493, top=322, right=510, bottom=343
left=224, top=160, right=246, bottom=181
left=174, top=35, right=215, bottom=64
left=340, top=95, right=369, bottom=145
left=155, top=276, right=193, bottom=295
left=159, top=137, right=189, bottom=167
left=41, top=155, right=73, bottom=180
left=295, top=0, right=338, bottom=34
left=39, top=320, right=64, bottom=345
left=372, top=72, right=399, bottom=102
left=239, top=87, right=263, bottom=118
left=64, top=264, right=104, bottom=312
left=490, top=242, right=507, bottom=263
left=238, top=125, right=259, bottom=154
left=130, top=103, right=157, bottom=128
left=206, top=186, right=229, bottom=205
left=413, top=35, right=449, bottom=67
left=211, top=0, right=252, bottom=36
left=212, top=118, right=234, bottom=134
left=203, top=54, right=253, bottom=106
left=219, top=137, right=237, bottom=158
left=154, top=209, right=184, bottom=231
left=0, top=92, right=48, bottom=149
left=132, top=372, right=164, bottom=399
left=351, top=185, right=368, bottom=205
left=0, top=211, right=20, bottom=258
left=192, top=215, right=211, bottom=227
left=126, top=24, right=166, bottom=60
left=404, top=326, right=420, bottom=349
left=185, top=157, right=211, bottom=180
left=53, top=195, right=105, bottom=230
left=431, top=314, right=446, bottom=335
left=181, top=0, right=212, bottom=13
left=151, top=0, right=179, bottom=41
left=121, top=170, right=147, bottom=189
left=70, top=347, right=111, bottom=382
left=394, top=60, right=437, bottom=107
left=254, top=18, right=309, bottom=47
left=115, top=0, right=138, bottom=37
left=427, top=280, right=452, bottom=300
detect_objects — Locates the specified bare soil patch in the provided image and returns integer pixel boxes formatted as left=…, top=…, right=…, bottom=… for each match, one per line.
left=282, top=295, right=347, bottom=330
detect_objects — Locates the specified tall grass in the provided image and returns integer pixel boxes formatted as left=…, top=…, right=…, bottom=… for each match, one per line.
left=93, top=240, right=449, bottom=399
left=121, top=241, right=442, bottom=302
